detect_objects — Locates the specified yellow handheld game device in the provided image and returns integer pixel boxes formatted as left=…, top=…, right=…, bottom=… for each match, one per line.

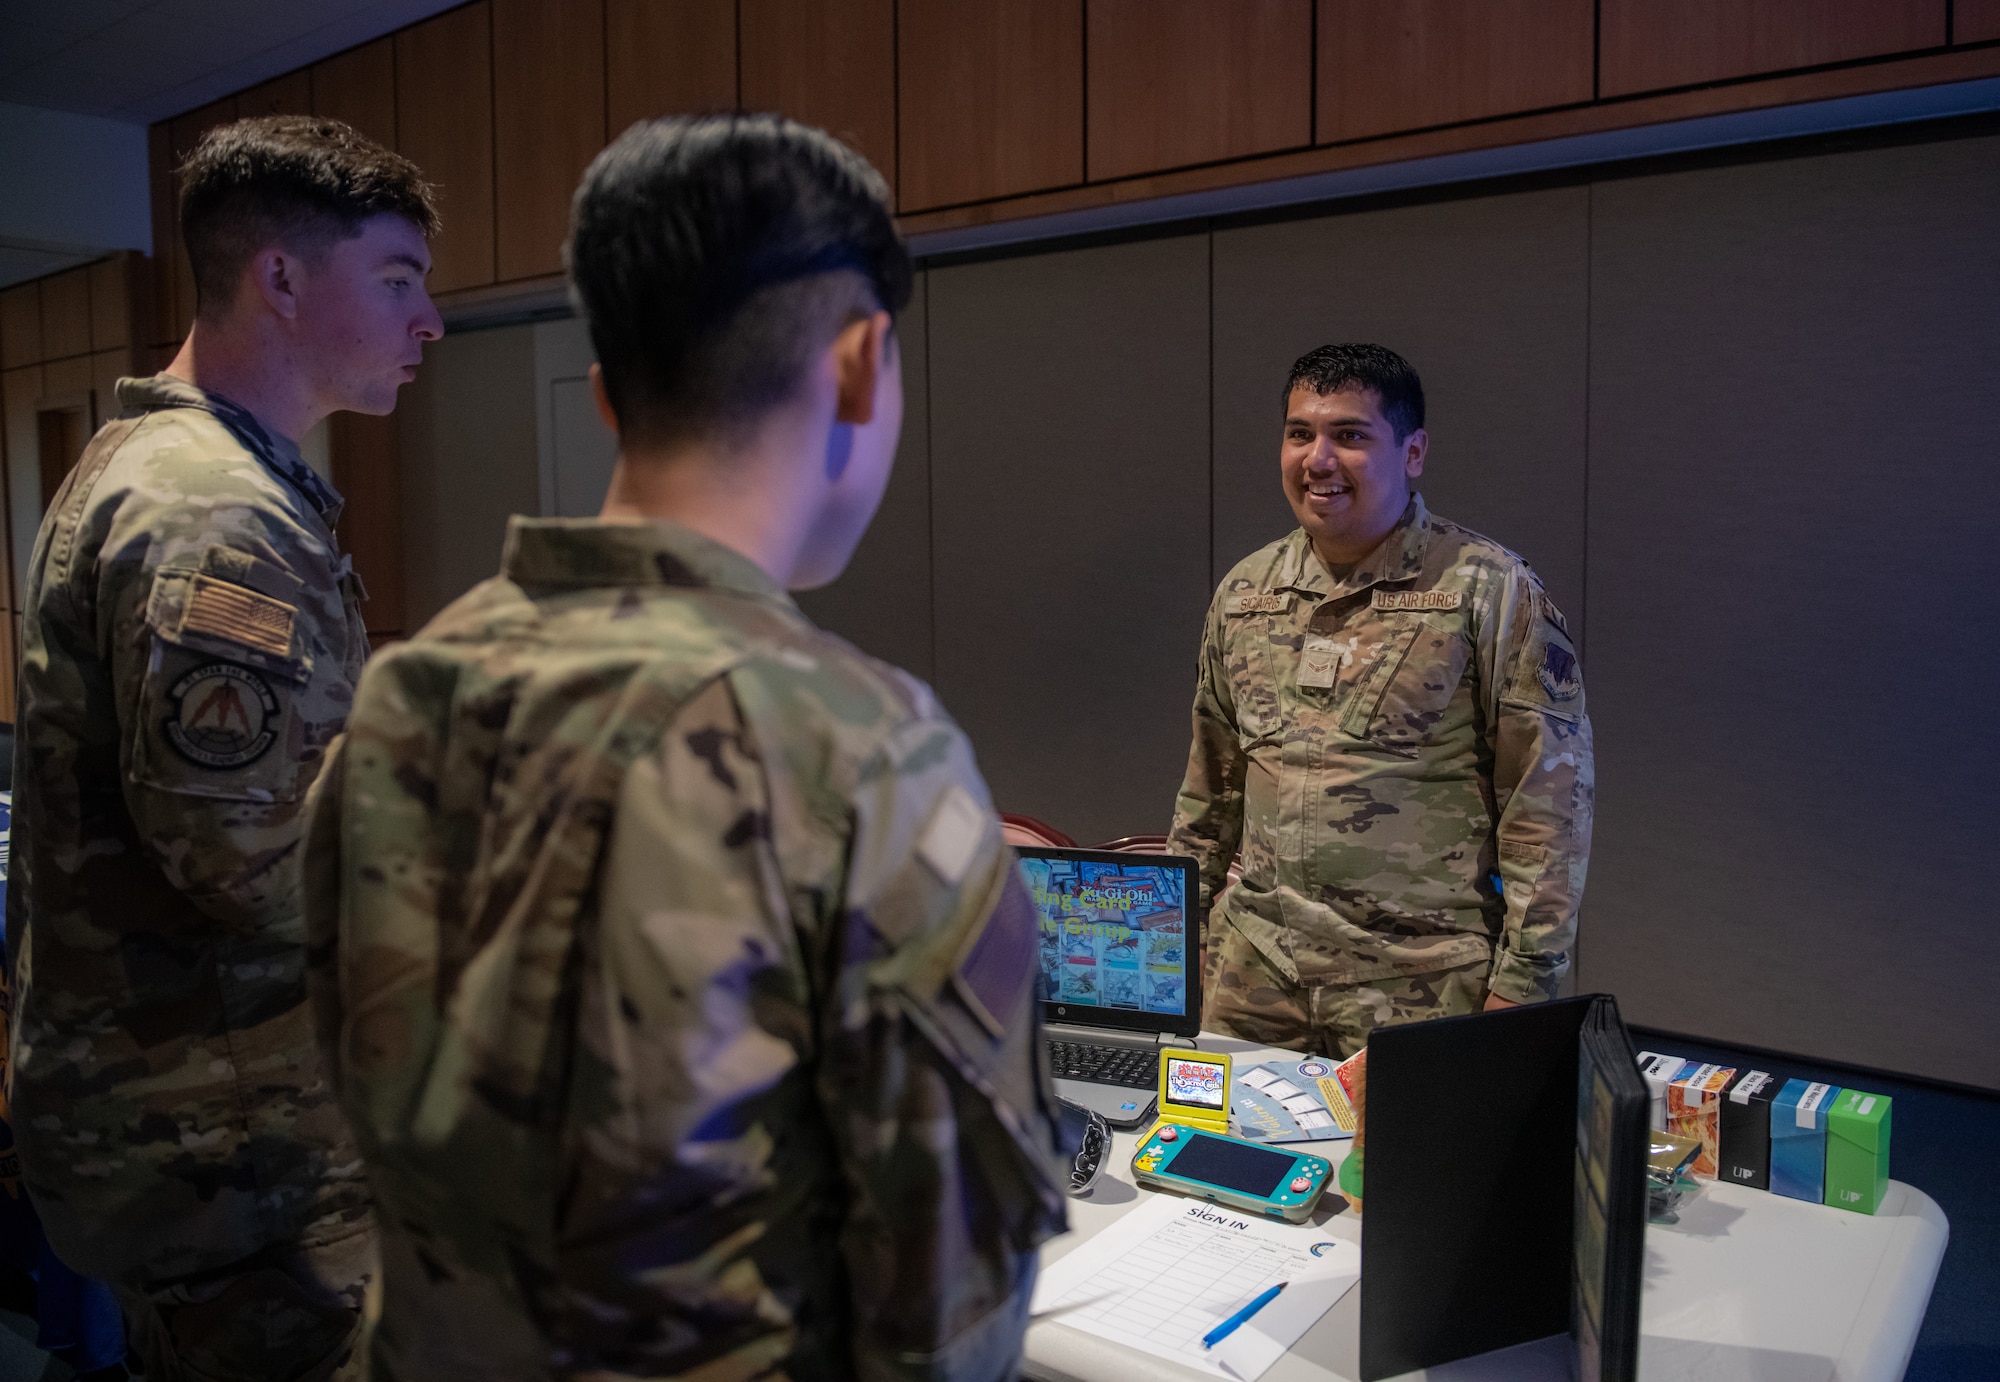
left=1156, top=1047, right=1232, bottom=1135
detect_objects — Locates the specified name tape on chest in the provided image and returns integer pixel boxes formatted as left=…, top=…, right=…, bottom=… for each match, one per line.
left=1370, top=589, right=1462, bottom=613
left=1226, top=592, right=1293, bottom=616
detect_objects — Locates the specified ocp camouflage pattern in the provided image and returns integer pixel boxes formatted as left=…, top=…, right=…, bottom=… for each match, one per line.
left=304, top=516, right=1068, bottom=1381
left=1204, top=914, right=1490, bottom=1059
left=1168, top=493, right=1594, bottom=1026
left=6, top=375, right=373, bottom=1288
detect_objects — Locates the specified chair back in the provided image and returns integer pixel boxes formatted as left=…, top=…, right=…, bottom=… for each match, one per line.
left=999, top=813, right=1077, bottom=849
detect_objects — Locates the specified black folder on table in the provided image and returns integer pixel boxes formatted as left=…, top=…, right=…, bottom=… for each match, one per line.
left=1358, top=994, right=1648, bottom=1382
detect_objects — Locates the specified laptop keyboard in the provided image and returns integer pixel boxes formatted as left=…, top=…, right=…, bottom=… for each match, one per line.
left=1049, top=1039, right=1157, bottom=1089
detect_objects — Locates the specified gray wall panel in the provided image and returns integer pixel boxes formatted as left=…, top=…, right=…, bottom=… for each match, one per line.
left=798, top=271, right=934, bottom=682
left=929, top=237, right=1211, bottom=845
left=397, top=321, right=540, bottom=629
left=1585, top=138, right=2000, bottom=1087
left=1211, top=188, right=1591, bottom=633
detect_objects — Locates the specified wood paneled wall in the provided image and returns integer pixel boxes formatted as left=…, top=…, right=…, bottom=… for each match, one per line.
left=140, top=0, right=2000, bottom=289
left=76, top=0, right=2000, bottom=671
left=0, top=252, right=147, bottom=720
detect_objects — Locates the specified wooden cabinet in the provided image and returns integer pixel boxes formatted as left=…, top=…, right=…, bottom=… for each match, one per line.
left=4, top=364, right=44, bottom=615
left=1087, top=0, right=1310, bottom=181
left=898, top=0, right=1083, bottom=211
left=238, top=69, right=312, bottom=118
left=313, top=37, right=397, bottom=147
left=39, top=269, right=91, bottom=362
left=167, top=97, right=240, bottom=338
left=1600, top=0, right=1946, bottom=98
left=88, top=256, right=133, bottom=352
left=398, top=2, right=497, bottom=293
left=741, top=0, right=896, bottom=192
left=91, top=349, right=133, bottom=425
left=329, top=412, right=405, bottom=638
left=1961, top=0, right=2000, bottom=43
left=493, top=0, right=605, bottom=281
left=2, top=365, right=40, bottom=607
left=607, top=0, right=738, bottom=133
left=1318, top=0, right=1594, bottom=143
left=0, top=284, right=39, bottom=369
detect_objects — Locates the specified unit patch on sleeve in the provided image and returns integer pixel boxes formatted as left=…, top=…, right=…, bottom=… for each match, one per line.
left=165, top=662, right=281, bottom=768
left=1372, top=589, right=1462, bottom=612
left=1538, top=642, right=1582, bottom=702
left=1226, top=592, right=1293, bottom=615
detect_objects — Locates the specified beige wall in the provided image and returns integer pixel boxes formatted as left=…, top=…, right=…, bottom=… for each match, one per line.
left=797, top=124, right=2000, bottom=1089
left=396, top=321, right=540, bottom=629
left=389, top=122, right=2000, bottom=1086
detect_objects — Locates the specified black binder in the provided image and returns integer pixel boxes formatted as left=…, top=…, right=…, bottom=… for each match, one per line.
left=1358, top=994, right=1648, bottom=1382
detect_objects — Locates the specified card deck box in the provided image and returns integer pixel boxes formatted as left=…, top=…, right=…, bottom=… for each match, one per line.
left=1665, top=1063, right=1736, bottom=1182
left=1770, top=1079, right=1840, bottom=1203
left=1718, top=1070, right=1777, bottom=1191
left=1634, top=1052, right=1686, bottom=1132
left=1824, top=1089, right=1891, bottom=1215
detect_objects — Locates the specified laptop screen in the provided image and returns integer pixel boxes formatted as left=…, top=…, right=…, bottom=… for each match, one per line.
left=1015, top=846, right=1202, bottom=1038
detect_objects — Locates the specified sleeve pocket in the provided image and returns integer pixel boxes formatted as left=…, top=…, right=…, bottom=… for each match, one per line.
left=129, top=564, right=313, bottom=803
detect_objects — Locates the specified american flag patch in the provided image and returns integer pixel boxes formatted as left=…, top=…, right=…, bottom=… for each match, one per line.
left=182, top=575, right=296, bottom=657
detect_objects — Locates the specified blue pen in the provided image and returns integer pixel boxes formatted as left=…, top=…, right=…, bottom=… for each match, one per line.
left=1202, top=1281, right=1288, bottom=1350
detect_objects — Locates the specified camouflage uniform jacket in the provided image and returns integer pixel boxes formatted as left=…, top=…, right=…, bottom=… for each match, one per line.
left=303, top=517, right=1068, bottom=1382
left=5, top=374, right=372, bottom=1285
left=1167, top=493, right=1594, bottom=1004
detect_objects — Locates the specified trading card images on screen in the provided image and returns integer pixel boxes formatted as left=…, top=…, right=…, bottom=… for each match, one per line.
left=1167, top=1056, right=1226, bottom=1109
left=1019, top=854, right=1189, bottom=1015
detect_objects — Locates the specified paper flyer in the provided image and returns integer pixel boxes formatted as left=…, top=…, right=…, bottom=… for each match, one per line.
left=1031, top=1194, right=1359, bottom=1381
left=1233, top=1056, right=1357, bottom=1144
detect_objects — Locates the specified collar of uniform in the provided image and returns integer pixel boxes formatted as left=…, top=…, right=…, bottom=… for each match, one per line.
left=1274, top=492, right=1433, bottom=598
left=117, top=373, right=346, bottom=523
left=502, top=516, right=795, bottom=605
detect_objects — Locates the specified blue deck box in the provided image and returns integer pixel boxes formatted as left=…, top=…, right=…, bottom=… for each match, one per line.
left=1770, top=1079, right=1841, bottom=1203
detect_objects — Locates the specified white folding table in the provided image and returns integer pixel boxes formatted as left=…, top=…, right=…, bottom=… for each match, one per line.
left=1024, top=1039, right=1948, bottom=1382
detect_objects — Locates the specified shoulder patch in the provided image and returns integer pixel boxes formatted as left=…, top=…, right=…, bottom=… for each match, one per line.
left=165, top=662, right=281, bottom=768
left=182, top=574, right=296, bottom=658
left=1541, top=594, right=1570, bottom=637
left=1372, top=589, right=1462, bottom=612
left=917, top=783, right=988, bottom=886
left=1226, top=592, right=1292, bottom=616
left=1538, top=642, right=1582, bottom=702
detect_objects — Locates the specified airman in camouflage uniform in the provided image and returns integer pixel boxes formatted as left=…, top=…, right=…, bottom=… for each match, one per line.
left=8, top=375, right=376, bottom=1375
left=7, top=113, right=441, bottom=1381
left=304, top=518, right=1068, bottom=1380
left=1170, top=350, right=1594, bottom=1058
left=304, top=113, right=1067, bottom=1381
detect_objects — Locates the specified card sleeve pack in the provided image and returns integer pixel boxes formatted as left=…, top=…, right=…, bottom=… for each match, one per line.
left=1770, top=1079, right=1841, bottom=1203
left=1718, top=1070, right=1776, bottom=1191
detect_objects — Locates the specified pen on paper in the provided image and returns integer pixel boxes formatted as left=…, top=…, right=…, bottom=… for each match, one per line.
left=1202, top=1280, right=1288, bottom=1349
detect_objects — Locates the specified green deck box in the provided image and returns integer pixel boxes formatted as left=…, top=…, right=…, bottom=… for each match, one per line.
left=1824, top=1088, right=1891, bottom=1215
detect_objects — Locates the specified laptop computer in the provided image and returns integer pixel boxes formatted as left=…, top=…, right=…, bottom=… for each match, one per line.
left=1018, top=845, right=1202, bottom=1129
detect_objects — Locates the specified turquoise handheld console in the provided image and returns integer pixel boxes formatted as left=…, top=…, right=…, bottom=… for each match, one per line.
left=1131, top=1122, right=1334, bottom=1222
